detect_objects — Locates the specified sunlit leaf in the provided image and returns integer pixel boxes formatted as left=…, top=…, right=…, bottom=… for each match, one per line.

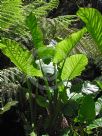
left=53, top=27, right=87, bottom=63
left=61, top=54, right=88, bottom=81
left=0, top=38, right=42, bottom=77
left=77, top=8, right=102, bottom=51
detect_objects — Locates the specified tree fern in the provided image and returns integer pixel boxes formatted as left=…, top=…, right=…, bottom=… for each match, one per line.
left=0, top=0, right=23, bottom=30
left=0, top=0, right=76, bottom=49
left=0, top=67, right=23, bottom=84
left=25, top=0, right=59, bottom=17
left=72, top=33, right=102, bottom=59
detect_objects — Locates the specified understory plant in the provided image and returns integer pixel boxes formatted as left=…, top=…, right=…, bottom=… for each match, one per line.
left=0, top=6, right=102, bottom=136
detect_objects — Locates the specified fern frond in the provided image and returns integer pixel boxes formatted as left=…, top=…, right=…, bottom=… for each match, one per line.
left=25, top=0, right=59, bottom=17
left=52, top=15, right=77, bottom=28
left=0, top=0, right=23, bottom=30
left=24, top=0, right=46, bottom=15
left=38, top=15, right=78, bottom=44
left=0, top=67, right=23, bottom=84
left=72, top=34, right=102, bottom=58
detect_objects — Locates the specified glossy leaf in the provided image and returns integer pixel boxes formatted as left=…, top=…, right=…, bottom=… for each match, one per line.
left=95, top=97, right=102, bottom=115
left=61, top=54, right=88, bottom=81
left=53, top=27, right=87, bottom=63
left=0, top=38, right=42, bottom=77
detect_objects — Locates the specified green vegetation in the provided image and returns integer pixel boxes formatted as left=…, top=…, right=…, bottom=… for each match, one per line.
left=0, top=0, right=102, bottom=136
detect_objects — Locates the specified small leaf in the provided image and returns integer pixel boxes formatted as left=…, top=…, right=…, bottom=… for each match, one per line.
left=53, top=27, right=87, bottom=63
left=78, top=95, right=95, bottom=123
left=82, top=81, right=99, bottom=94
left=0, top=101, right=18, bottom=114
left=61, top=54, right=88, bottom=81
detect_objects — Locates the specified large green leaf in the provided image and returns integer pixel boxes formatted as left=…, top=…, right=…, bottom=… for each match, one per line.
left=78, top=95, right=95, bottom=123
left=77, top=8, right=102, bottom=51
left=0, top=38, right=42, bottom=77
left=61, top=54, right=88, bottom=81
left=53, top=27, right=87, bottom=63
left=26, top=13, right=44, bottom=48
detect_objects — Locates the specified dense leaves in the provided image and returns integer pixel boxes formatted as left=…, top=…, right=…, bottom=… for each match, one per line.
left=0, top=1, right=102, bottom=136
left=0, top=0, right=23, bottom=29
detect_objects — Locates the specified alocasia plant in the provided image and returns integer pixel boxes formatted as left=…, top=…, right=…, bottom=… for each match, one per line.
left=0, top=7, right=102, bottom=135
